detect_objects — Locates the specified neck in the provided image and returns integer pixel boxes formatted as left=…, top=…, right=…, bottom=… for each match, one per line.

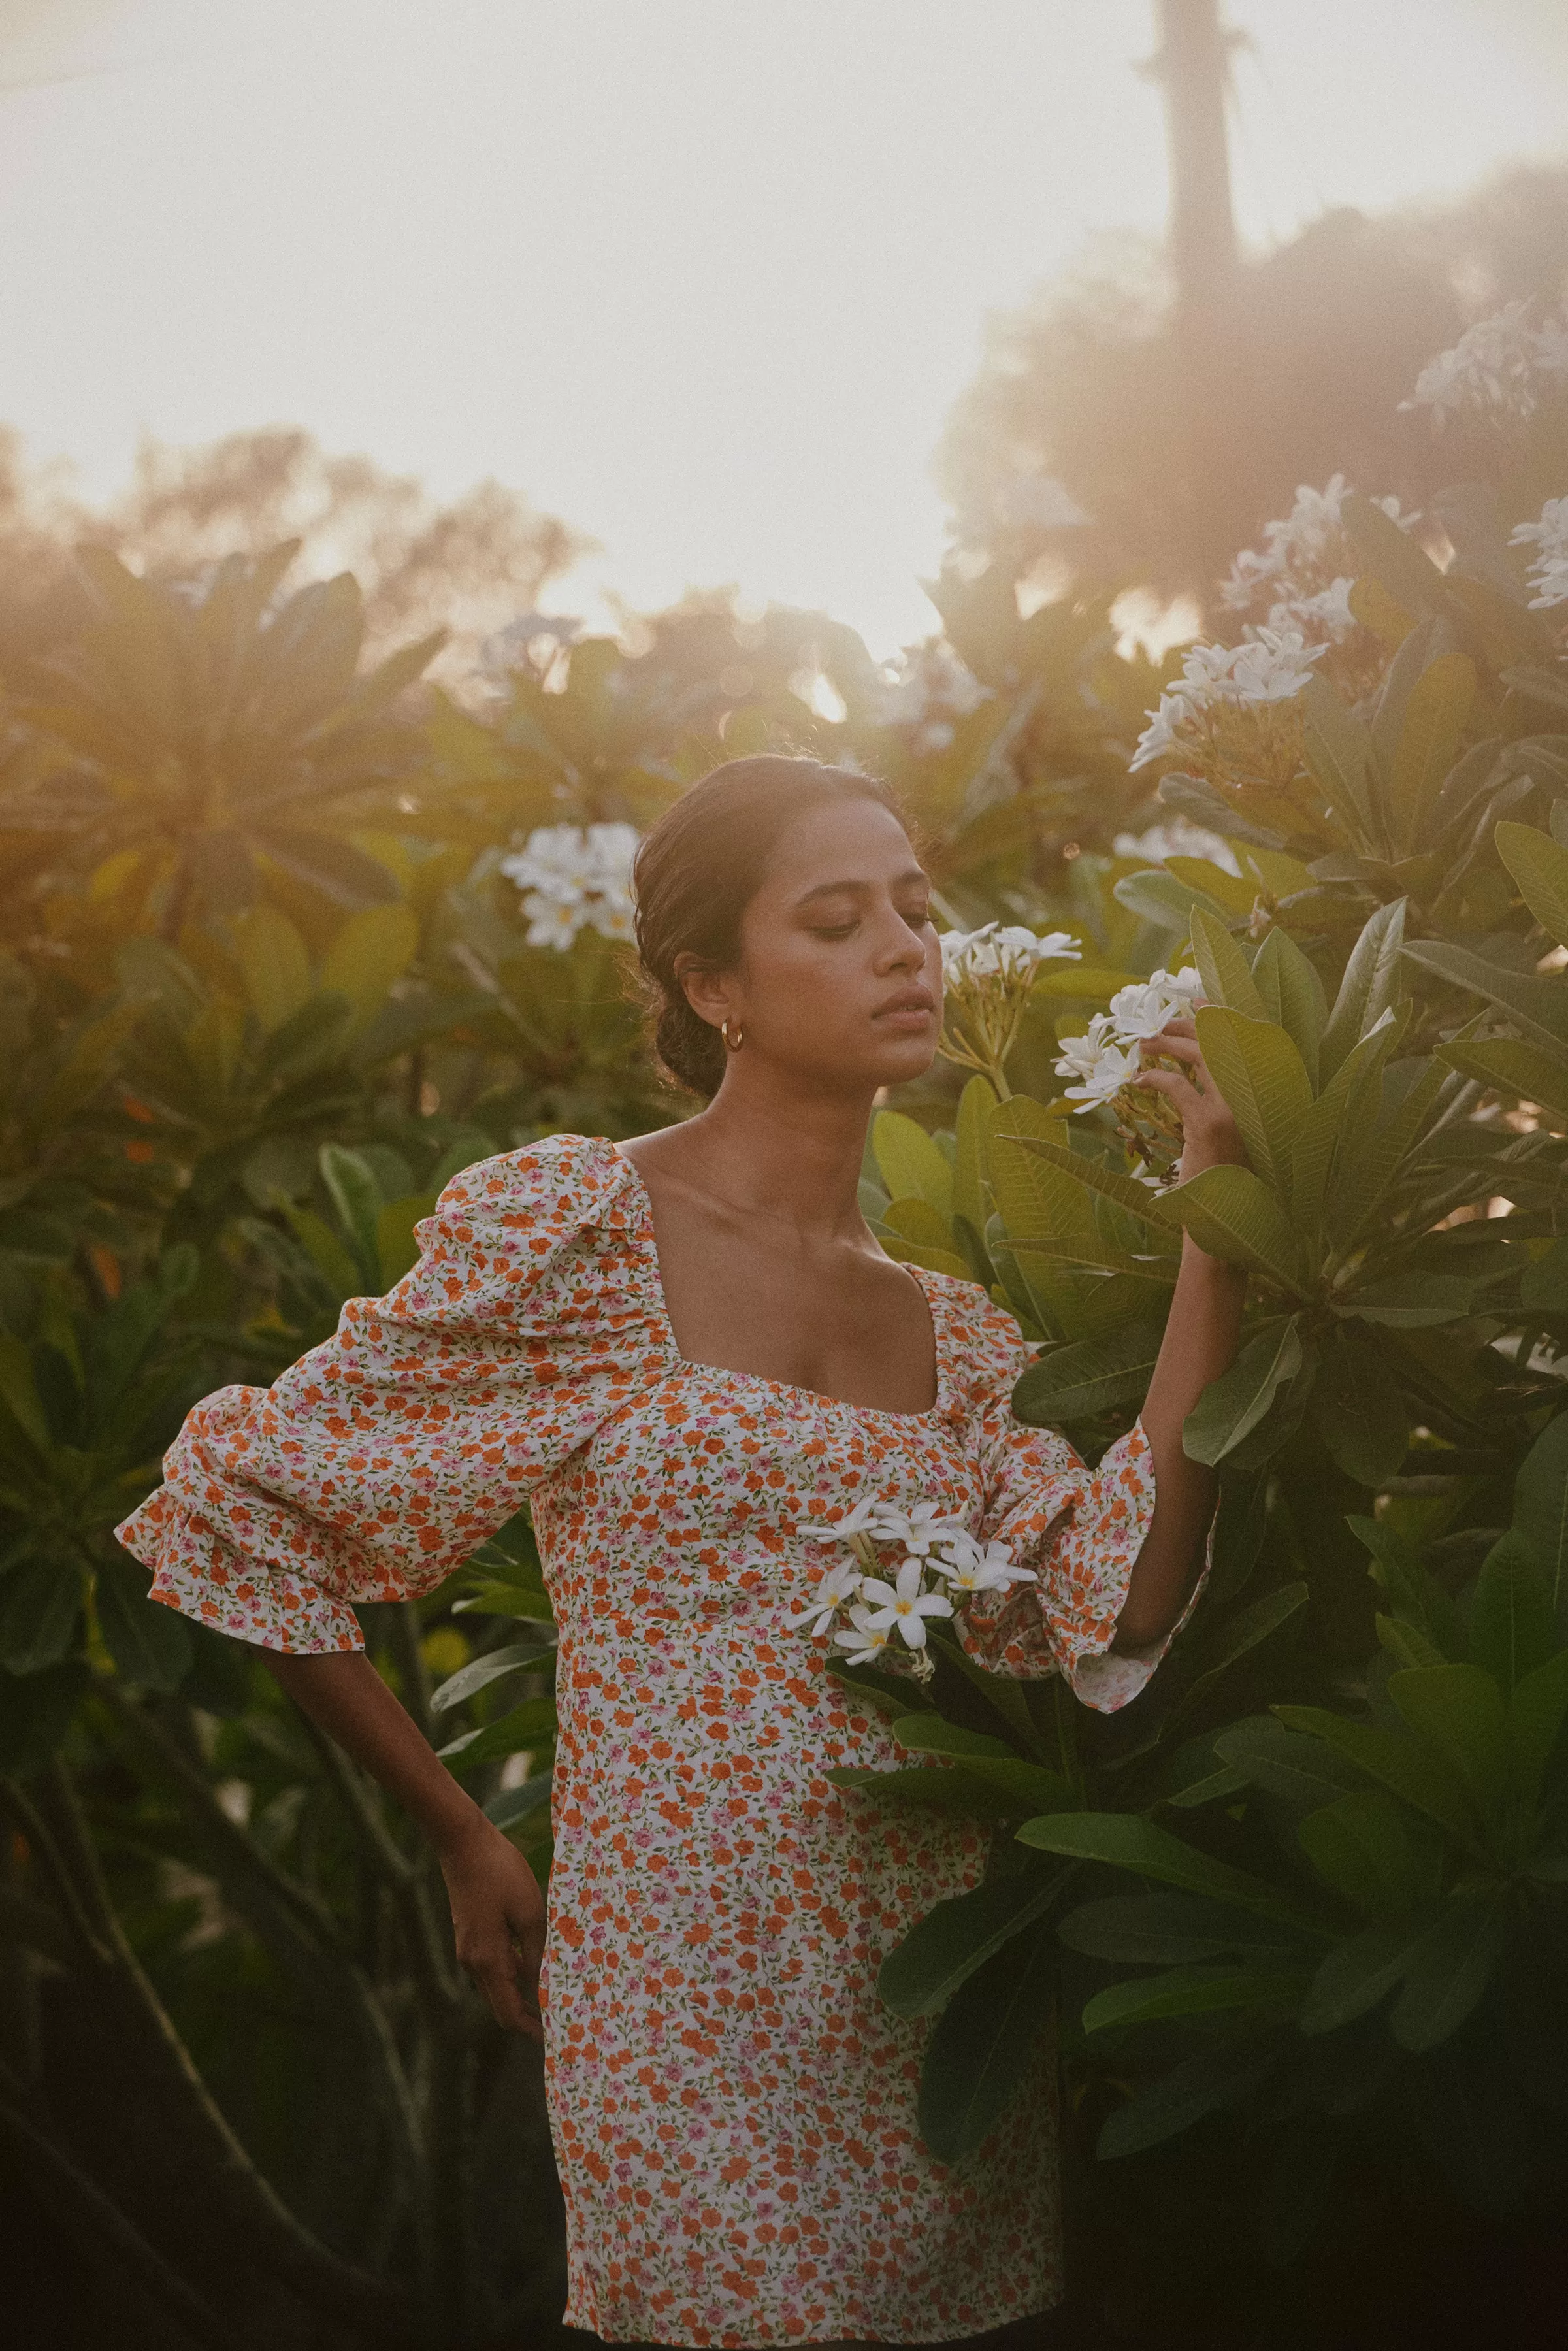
left=680, top=1062, right=876, bottom=1236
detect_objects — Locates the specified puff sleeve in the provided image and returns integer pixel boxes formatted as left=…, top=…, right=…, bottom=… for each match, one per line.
left=949, top=1294, right=1206, bottom=1713
left=116, top=1138, right=659, bottom=1654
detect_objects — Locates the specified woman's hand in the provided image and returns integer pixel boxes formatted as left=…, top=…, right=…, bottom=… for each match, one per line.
left=436, top=1812, right=547, bottom=2041
left=1135, top=1017, right=1247, bottom=1181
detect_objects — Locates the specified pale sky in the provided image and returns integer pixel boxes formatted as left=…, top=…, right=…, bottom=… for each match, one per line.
left=1, top=0, right=1565, bottom=655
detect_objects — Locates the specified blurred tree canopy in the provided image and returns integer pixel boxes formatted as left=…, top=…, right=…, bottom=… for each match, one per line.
left=938, top=162, right=1568, bottom=617
left=0, top=425, right=588, bottom=682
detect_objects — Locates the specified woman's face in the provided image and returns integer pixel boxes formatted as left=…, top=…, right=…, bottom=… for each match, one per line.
left=683, top=796, right=943, bottom=1093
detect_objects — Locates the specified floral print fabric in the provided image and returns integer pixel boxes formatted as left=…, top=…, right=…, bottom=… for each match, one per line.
left=120, top=1136, right=1181, bottom=2348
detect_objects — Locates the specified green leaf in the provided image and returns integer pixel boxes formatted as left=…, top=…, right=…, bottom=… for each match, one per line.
left=1512, top=1411, right=1568, bottom=1617
left=1116, top=867, right=1241, bottom=933
left=1189, top=906, right=1266, bottom=1019
left=1348, top=1517, right=1467, bottom=1660
left=828, top=1763, right=1014, bottom=1818
left=429, top=1639, right=555, bottom=1713
left=916, top=1918, right=1054, bottom=2163
left=452, top=1580, right=555, bottom=1624
left=872, top=1111, right=953, bottom=1217
left=0, top=1660, right=90, bottom=1774
left=1082, top=1962, right=1303, bottom=2036
left=1310, top=1328, right=1409, bottom=1486
left=0, top=1334, right=50, bottom=1455
left=1015, top=1812, right=1316, bottom=1930
left=1183, top=1317, right=1302, bottom=1466
left=1495, top=820, right=1568, bottom=952
left=1097, top=2033, right=1277, bottom=2159
left=1058, top=1892, right=1308, bottom=1966
left=436, top=1695, right=557, bottom=1769
left=0, top=1559, right=82, bottom=1675
left=1399, top=939, right=1568, bottom=1056
left=1272, top=1707, right=1478, bottom=1845
left=1469, top=1532, right=1556, bottom=1697
left=986, top=1100, right=1096, bottom=1244
left=1213, top=1715, right=1365, bottom=1815
left=1297, top=1790, right=1416, bottom=1918
left=1386, top=1666, right=1509, bottom=1830
left=319, top=902, right=419, bottom=1030
left=953, top=1076, right=996, bottom=1230
left=485, top=1769, right=553, bottom=1831
left=1250, top=927, right=1326, bottom=1086
left=1507, top=1646, right=1568, bottom=1824
left=96, top=1562, right=193, bottom=1694
left=1011, top=1319, right=1168, bottom=1424
left=1388, top=651, right=1476, bottom=855
left=1390, top=1893, right=1508, bottom=2052
left=228, top=905, right=313, bottom=1034
left=1194, top=1008, right=1312, bottom=1193
left=1162, top=1164, right=1309, bottom=1296
left=879, top=1869, right=1057, bottom=2018
left=1007, top=1132, right=1183, bottom=1228
left=1320, top=900, right=1407, bottom=1081
left=1299, top=1927, right=1418, bottom=2035
left=1343, top=492, right=1448, bottom=619
left=1300, top=676, right=1375, bottom=840
left=318, top=1144, right=384, bottom=1286
left=891, top=1716, right=1075, bottom=1813
left=1333, top=1273, right=1473, bottom=1329
left=1167, top=1583, right=1309, bottom=1728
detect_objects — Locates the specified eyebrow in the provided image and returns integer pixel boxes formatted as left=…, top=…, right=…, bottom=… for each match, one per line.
left=792, top=867, right=930, bottom=909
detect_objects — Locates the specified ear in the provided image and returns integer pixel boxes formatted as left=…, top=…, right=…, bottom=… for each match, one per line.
left=674, top=952, right=729, bottom=1032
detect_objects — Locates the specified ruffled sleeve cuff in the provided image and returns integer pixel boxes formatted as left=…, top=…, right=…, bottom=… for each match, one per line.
left=956, top=1417, right=1209, bottom=1713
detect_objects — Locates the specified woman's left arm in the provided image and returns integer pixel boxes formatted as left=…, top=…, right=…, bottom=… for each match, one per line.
left=1113, top=1018, right=1248, bottom=1651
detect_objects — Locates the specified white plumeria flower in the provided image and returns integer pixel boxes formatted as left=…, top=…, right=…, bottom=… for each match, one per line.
left=1511, top=497, right=1568, bottom=610
left=499, top=822, right=639, bottom=950
left=939, top=922, right=1080, bottom=981
left=867, top=1500, right=969, bottom=1556
left=1401, top=302, right=1568, bottom=424
left=1107, top=967, right=1204, bottom=1042
left=1130, top=631, right=1323, bottom=770
left=857, top=1559, right=955, bottom=1651
left=789, top=1558, right=865, bottom=1638
left=802, top=1495, right=882, bottom=1543
left=832, top=1604, right=893, bottom=1666
left=932, top=1532, right=1038, bottom=1595
left=1111, top=818, right=1240, bottom=876
left=1054, top=1015, right=1143, bottom=1109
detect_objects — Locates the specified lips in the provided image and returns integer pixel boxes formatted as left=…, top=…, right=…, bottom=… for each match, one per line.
left=873, top=989, right=937, bottom=1020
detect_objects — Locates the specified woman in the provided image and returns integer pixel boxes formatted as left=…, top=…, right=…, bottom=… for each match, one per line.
left=120, top=755, right=1245, bottom=2350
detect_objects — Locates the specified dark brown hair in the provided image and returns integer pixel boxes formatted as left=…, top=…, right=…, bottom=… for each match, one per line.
left=633, top=755, right=906, bottom=1098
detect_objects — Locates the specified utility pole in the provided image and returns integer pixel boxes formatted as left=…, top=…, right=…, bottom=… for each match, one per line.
left=1143, top=0, right=1245, bottom=609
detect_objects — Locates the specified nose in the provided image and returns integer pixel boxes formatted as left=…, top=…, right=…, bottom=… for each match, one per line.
left=870, top=901, right=930, bottom=973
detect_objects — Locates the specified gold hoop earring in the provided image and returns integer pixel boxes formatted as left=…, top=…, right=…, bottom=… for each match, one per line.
left=721, top=1018, right=743, bottom=1053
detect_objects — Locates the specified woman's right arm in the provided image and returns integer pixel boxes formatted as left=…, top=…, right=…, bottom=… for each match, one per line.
left=264, top=1651, right=546, bottom=2039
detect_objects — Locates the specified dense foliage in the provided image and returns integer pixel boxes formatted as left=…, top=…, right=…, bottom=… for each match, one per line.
left=7, top=306, right=1568, bottom=2346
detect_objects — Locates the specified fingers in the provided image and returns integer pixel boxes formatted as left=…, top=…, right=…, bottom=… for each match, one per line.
left=457, top=1929, right=544, bottom=2038
left=1134, top=1067, right=1208, bottom=1121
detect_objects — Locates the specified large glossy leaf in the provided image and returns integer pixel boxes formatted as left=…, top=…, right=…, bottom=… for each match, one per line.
left=0, top=1659, right=91, bottom=1774
left=1310, top=1328, right=1408, bottom=1486
left=1289, top=1015, right=1397, bottom=1236
left=1183, top=1318, right=1301, bottom=1466
left=1347, top=1516, right=1466, bottom=1659
left=0, top=1559, right=82, bottom=1675
left=1320, top=900, right=1407, bottom=1081
left=1082, top=1962, right=1304, bottom=2036
left=436, top=1695, right=558, bottom=1769
left=1250, top=927, right=1326, bottom=1086
left=1015, top=1812, right=1318, bottom=1930
left=1297, top=1790, right=1416, bottom=1918
left=892, top=1716, right=1075, bottom=1813
left=1507, top=1646, right=1568, bottom=1823
left=1213, top=1717, right=1364, bottom=1815
left=1058, top=1892, right=1309, bottom=1965
left=1400, top=939, right=1568, bottom=1054
left=229, top=905, right=313, bottom=1034
left=1386, top=1666, right=1508, bottom=1830
left=915, top=1918, right=1055, bottom=2162
left=1008, top=1132, right=1182, bottom=1229
left=1468, top=1532, right=1556, bottom=1697
left=873, top=1111, right=953, bottom=1218
left=1096, top=2031, right=1278, bottom=2159
left=1273, top=1707, right=1478, bottom=1845
left=1495, top=819, right=1568, bottom=952
left=429, top=1639, right=556, bottom=1713
left=953, top=1076, right=995, bottom=1230
left=1166, top=1583, right=1309, bottom=1730
left=1189, top=906, right=1266, bottom=1019
left=1390, top=1893, right=1509, bottom=2052
left=1299, top=1927, right=1419, bottom=2035
left=319, top=903, right=420, bottom=1030
left=1011, top=1319, right=1168, bottom=1424
left=879, top=1869, right=1057, bottom=2018
left=828, top=1762, right=1015, bottom=1818
left=1512, top=1411, right=1568, bottom=1617
left=97, top=1561, right=193, bottom=1694
left=1333, top=1273, right=1472, bottom=1329
left=1162, top=1165, right=1309, bottom=1296
left=1300, top=677, right=1375, bottom=841
left=1387, top=651, right=1476, bottom=855
left=1194, top=1008, right=1312, bottom=1192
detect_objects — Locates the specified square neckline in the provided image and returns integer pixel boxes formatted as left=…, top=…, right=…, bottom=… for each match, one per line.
left=604, top=1140, right=951, bottom=1424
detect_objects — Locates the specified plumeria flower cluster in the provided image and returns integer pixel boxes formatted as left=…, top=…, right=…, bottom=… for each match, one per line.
left=1054, top=966, right=1204, bottom=1179
left=1510, top=497, right=1568, bottom=613
left=792, top=1494, right=1037, bottom=1683
left=1401, top=303, right=1568, bottom=429
left=1220, top=474, right=1416, bottom=644
left=866, top=641, right=992, bottom=753
left=937, top=922, right=1081, bottom=1099
left=499, top=821, right=640, bottom=950
left=1130, top=628, right=1328, bottom=822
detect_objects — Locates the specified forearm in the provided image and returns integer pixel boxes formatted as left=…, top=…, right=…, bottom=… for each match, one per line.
left=262, top=1649, right=482, bottom=1855
left=1115, top=1234, right=1247, bottom=1649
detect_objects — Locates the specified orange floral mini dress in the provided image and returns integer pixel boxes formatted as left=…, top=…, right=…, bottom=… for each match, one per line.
left=120, top=1136, right=1181, bottom=2350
